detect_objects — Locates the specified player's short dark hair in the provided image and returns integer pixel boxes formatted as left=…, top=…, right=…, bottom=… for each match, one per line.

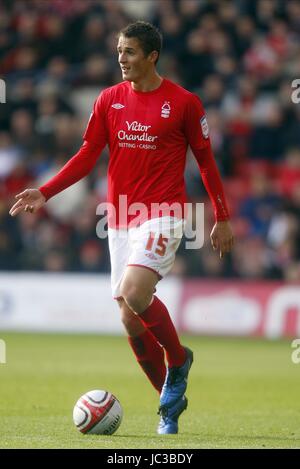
left=118, top=21, right=162, bottom=64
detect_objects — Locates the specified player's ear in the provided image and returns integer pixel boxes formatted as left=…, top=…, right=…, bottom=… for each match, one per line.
left=148, top=50, right=159, bottom=64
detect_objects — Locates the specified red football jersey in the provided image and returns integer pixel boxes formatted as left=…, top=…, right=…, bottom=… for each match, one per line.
left=39, top=78, right=229, bottom=226
left=83, top=78, right=211, bottom=227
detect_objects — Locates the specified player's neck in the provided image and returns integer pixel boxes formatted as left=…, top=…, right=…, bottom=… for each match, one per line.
left=130, top=73, right=163, bottom=93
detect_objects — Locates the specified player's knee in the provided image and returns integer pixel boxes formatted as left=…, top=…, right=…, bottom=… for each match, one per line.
left=121, top=285, right=152, bottom=314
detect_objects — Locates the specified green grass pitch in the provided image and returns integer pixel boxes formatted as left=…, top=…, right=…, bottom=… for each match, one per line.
left=0, top=333, right=299, bottom=448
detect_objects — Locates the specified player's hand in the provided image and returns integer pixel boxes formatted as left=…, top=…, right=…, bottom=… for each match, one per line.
left=9, top=189, right=46, bottom=217
left=210, top=220, right=234, bottom=259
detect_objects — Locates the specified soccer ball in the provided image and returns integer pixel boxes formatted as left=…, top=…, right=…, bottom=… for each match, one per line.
left=73, top=389, right=123, bottom=435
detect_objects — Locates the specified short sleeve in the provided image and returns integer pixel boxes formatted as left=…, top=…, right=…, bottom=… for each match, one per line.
left=83, top=92, right=108, bottom=146
left=183, top=94, right=210, bottom=151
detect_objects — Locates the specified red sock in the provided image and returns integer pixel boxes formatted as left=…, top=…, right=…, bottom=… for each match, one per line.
left=128, top=329, right=166, bottom=393
left=139, top=295, right=186, bottom=368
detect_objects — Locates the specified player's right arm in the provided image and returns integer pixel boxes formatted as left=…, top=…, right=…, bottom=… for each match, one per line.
left=9, top=140, right=102, bottom=216
left=9, top=92, right=107, bottom=217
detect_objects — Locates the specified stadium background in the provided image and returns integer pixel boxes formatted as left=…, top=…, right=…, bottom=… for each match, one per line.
left=1, top=0, right=300, bottom=337
left=0, top=0, right=300, bottom=449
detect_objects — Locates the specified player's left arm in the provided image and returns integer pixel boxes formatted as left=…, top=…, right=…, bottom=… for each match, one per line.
left=184, top=95, right=234, bottom=258
left=193, top=143, right=234, bottom=258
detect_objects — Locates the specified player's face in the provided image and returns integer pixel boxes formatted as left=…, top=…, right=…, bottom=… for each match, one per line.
left=117, top=35, right=155, bottom=82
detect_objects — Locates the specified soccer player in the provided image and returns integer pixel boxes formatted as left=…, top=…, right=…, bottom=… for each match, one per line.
left=9, top=21, right=234, bottom=434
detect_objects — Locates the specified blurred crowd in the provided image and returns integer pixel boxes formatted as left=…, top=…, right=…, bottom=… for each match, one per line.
left=0, top=0, right=300, bottom=281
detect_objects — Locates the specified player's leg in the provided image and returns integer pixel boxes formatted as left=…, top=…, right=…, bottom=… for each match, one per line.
left=117, top=297, right=145, bottom=337
left=109, top=218, right=192, bottom=433
left=120, top=265, right=192, bottom=434
left=117, top=297, right=166, bottom=393
left=120, top=217, right=193, bottom=434
left=120, top=265, right=186, bottom=368
left=108, top=227, right=166, bottom=393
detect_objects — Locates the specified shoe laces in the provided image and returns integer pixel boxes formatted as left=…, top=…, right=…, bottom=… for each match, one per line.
left=158, top=402, right=184, bottom=421
left=158, top=405, right=168, bottom=418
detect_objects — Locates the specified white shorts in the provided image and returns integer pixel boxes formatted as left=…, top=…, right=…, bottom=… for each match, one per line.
left=108, top=217, right=185, bottom=299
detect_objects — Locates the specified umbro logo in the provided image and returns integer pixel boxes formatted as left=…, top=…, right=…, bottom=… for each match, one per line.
left=111, top=103, right=125, bottom=109
left=145, top=252, right=157, bottom=261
